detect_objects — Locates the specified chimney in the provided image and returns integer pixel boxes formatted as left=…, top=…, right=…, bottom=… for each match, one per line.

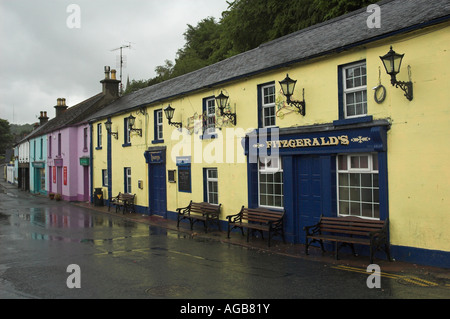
left=55, top=98, right=68, bottom=117
left=100, top=66, right=120, bottom=100
left=38, top=111, right=49, bottom=125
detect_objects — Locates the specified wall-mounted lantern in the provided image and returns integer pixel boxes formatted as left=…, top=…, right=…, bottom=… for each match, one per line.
left=215, top=91, right=236, bottom=125
left=380, top=46, right=413, bottom=101
left=164, top=105, right=183, bottom=129
left=279, top=74, right=306, bottom=116
left=104, top=119, right=118, bottom=139
left=127, top=114, right=142, bottom=137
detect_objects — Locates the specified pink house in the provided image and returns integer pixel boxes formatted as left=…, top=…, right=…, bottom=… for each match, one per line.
left=46, top=67, right=120, bottom=201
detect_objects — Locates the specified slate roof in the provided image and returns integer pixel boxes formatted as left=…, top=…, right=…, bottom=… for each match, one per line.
left=88, top=0, right=450, bottom=122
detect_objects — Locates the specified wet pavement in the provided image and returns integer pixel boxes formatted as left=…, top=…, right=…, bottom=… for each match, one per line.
left=0, top=179, right=449, bottom=300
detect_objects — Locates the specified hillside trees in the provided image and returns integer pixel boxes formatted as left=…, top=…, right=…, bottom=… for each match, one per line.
left=125, top=0, right=378, bottom=94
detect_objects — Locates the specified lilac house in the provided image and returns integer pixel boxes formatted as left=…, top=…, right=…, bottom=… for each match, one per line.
left=43, top=68, right=120, bottom=201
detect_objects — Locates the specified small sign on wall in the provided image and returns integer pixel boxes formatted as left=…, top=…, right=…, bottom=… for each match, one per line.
left=64, top=167, right=68, bottom=185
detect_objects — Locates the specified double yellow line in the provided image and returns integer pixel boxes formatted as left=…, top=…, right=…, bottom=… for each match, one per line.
left=332, top=265, right=440, bottom=287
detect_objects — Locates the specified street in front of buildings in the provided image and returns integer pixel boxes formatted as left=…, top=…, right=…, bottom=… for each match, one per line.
left=1, top=183, right=449, bottom=301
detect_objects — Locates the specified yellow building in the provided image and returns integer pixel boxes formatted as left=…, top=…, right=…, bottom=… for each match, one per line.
left=88, top=0, right=450, bottom=268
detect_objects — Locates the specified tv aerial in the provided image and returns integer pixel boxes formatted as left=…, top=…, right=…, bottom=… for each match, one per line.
left=111, top=41, right=134, bottom=95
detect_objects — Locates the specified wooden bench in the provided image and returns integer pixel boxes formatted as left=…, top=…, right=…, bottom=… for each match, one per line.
left=176, top=201, right=221, bottom=233
left=227, top=206, right=285, bottom=247
left=304, top=216, right=391, bottom=263
left=108, top=192, right=136, bottom=214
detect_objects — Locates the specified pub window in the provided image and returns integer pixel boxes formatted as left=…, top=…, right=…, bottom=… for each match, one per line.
left=83, top=127, right=88, bottom=151
left=154, top=109, right=163, bottom=142
left=124, top=167, right=132, bottom=194
left=261, top=84, right=276, bottom=128
left=97, top=123, right=102, bottom=149
left=102, top=169, right=108, bottom=187
left=124, top=117, right=131, bottom=146
left=337, top=154, right=379, bottom=219
left=57, top=133, right=61, bottom=157
left=202, top=97, right=216, bottom=138
left=48, top=135, right=52, bottom=158
left=258, top=156, right=284, bottom=208
left=205, top=168, right=218, bottom=205
left=342, top=62, right=367, bottom=118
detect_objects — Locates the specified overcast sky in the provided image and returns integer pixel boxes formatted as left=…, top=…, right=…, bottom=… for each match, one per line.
left=0, top=0, right=229, bottom=125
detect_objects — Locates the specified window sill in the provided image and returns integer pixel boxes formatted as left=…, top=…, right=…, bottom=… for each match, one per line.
left=122, top=142, right=132, bottom=148
left=257, top=205, right=284, bottom=212
left=200, top=133, right=218, bottom=140
left=95, top=147, right=102, bottom=151
left=151, top=139, right=164, bottom=145
left=333, top=115, right=373, bottom=127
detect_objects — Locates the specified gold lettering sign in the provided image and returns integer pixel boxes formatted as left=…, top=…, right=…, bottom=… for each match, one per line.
left=150, top=153, right=161, bottom=161
left=266, top=135, right=350, bottom=149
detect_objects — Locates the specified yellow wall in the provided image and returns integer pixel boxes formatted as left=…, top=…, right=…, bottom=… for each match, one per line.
left=92, top=123, right=108, bottom=199
left=92, top=22, right=450, bottom=253
left=368, top=25, right=450, bottom=252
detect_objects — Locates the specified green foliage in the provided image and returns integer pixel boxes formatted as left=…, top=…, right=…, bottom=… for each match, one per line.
left=0, top=119, right=13, bottom=155
left=124, top=0, right=378, bottom=95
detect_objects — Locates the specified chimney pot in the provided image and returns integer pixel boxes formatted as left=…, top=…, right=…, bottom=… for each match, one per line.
left=55, top=98, right=68, bottom=117
left=101, top=65, right=120, bottom=99
left=39, top=110, right=49, bottom=125
left=104, top=66, right=111, bottom=79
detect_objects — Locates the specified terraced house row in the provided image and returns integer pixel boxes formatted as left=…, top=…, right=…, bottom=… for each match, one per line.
left=11, top=0, right=450, bottom=268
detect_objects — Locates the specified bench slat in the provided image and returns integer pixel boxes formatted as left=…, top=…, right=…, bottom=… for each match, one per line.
left=227, top=206, right=285, bottom=247
left=176, top=201, right=221, bottom=233
left=304, top=215, right=390, bottom=263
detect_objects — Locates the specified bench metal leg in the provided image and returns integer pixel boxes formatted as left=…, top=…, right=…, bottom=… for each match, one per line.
left=385, top=244, right=392, bottom=262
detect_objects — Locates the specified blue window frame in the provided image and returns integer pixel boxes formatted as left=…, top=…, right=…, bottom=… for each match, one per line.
left=96, top=123, right=102, bottom=149
left=203, top=168, right=218, bottom=205
left=201, top=96, right=217, bottom=139
left=123, top=117, right=131, bottom=147
left=257, top=81, right=276, bottom=128
left=102, top=169, right=108, bottom=187
left=152, top=109, right=164, bottom=144
left=124, top=167, right=132, bottom=194
left=335, top=60, right=373, bottom=126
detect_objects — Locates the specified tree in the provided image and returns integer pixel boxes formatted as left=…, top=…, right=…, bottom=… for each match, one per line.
left=313, top=0, right=378, bottom=21
left=0, top=119, right=13, bottom=156
left=172, top=17, right=224, bottom=77
left=124, top=0, right=379, bottom=93
left=155, top=59, right=174, bottom=80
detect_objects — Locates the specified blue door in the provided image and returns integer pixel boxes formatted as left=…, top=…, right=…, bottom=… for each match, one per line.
left=296, top=155, right=323, bottom=243
left=148, top=163, right=167, bottom=217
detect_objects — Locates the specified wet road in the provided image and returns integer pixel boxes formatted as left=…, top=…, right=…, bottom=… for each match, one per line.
left=1, top=186, right=449, bottom=301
